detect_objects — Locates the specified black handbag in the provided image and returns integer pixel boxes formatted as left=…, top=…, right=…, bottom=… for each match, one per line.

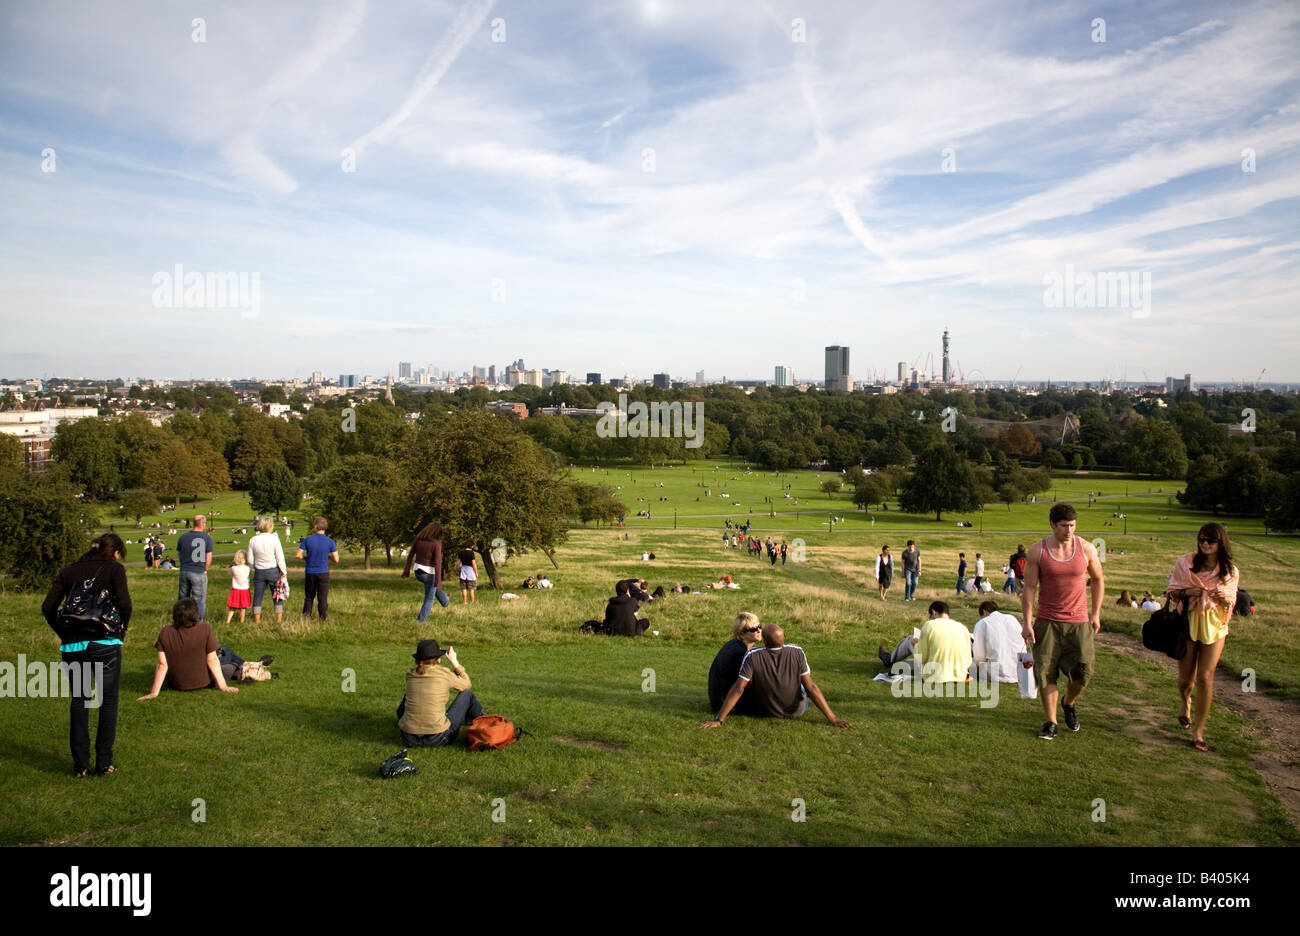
left=1141, top=597, right=1189, bottom=660
left=54, top=564, right=125, bottom=643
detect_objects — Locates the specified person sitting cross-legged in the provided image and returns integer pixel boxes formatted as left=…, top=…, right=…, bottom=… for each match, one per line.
left=396, top=639, right=484, bottom=747
left=877, top=600, right=972, bottom=683
left=701, top=624, right=851, bottom=728
left=603, top=580, right=650, bottom=636
left=971, top=599, right=1026, bottom=684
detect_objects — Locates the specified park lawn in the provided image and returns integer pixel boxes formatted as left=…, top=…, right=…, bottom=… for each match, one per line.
left=0, top=517, right=1296, bottom=846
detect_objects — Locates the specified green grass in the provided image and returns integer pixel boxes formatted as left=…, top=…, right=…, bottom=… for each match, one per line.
left=1, top=466, right=1296, bottom=845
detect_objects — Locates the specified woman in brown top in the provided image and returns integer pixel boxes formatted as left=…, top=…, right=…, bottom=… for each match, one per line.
left=396, top=639, right=483, bottom=746
left=138, top=598, right=242, bottom=698
left=401, top=521, right=446, bottom=622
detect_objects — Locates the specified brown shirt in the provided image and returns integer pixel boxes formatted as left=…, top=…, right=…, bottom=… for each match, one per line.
left=155, top=621, right=220, bottom=690
left=398, top=663, right=471, bottom=735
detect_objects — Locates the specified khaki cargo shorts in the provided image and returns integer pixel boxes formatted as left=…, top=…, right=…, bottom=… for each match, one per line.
left=1032, top=618, right=1095, bottom=689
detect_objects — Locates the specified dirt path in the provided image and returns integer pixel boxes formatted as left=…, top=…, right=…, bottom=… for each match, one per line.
left=1097, top=630, right=1300, bottom=831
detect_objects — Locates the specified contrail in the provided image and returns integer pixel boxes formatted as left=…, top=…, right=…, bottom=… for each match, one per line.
left=349, top=0, right=497, bottom=154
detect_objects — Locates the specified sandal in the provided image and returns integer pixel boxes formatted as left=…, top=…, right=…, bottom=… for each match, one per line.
left=96, top=765, right=117, bottom=776
left=1192, top=739, right=1209, bottom=752
left=1177, top=714, right=1191, bottom=729
left=74, top=769, right=88, bottom=778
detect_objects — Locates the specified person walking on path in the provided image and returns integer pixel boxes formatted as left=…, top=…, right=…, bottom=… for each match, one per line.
left=247, top=517, right=287, bottom=625
left=402, top=521, right=448, bottom=622
left=1020, top=504, right=1104, bottom=740
left=874, top=545, right=893, bottom=600
left=42, top=533, right=132, bottom=777
left=296, top=516, right=339, bottom=622
left=1165, top=522, right=1239, bottom=752
left=176, top=515, right=214, bottom=620
left=900, top=540, right=921, bottom=601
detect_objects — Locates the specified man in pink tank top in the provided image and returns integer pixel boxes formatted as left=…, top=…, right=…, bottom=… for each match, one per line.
left=1020, top=503, right=1104, bottom=740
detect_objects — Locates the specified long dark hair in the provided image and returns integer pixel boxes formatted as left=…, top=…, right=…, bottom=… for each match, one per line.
left=80, top=533, right=125, bottom=563
left=414, top=521, right=444, bottom=543
left=1192, top=522, right=1235, bottom=578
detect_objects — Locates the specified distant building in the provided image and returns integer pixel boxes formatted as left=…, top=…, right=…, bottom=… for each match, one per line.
left=898, top=361, right=907, bottom=384
left=488, top=365, right=496, bottom=384
left=486, top=400, right=528, bottom=419
left=695, top=370, right=706, bottom=385
left=547, top=370, right=568, bottom=387
left=1165, top=373, right=1194, bottom=394
left=398, top=361, right=412, bottom=380
left=586, top=372, right=601, bottom=385
left=311, top=370, right=324, bottom=385
left=774, top=365, right=793, bottom=387
left=523, top=369, right=544, bottom=387
left=472, top=366, right=487, bottom=383
left=825, top=346, right=851, bottom=391
left=0, top=406, right=99, bottom=472
left=653, top=373, right=670, bottom=389
left=506, top=367, right=523, bottom=387
left=609, top=378, right=625, bottom=389
left=339, top=374, right=358, bottom=388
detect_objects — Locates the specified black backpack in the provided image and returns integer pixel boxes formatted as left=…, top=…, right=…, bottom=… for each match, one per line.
left=1142, top=598, right=1189, bottom=660
left=380, top=749, right=418, bottom=778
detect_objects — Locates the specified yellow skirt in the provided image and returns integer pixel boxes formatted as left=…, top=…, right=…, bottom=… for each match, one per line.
left=1188, top=605, right=1230, bottom=645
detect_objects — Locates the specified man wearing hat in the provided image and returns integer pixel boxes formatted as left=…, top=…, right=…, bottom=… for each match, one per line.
left=396, top=639, right=484, bottom=747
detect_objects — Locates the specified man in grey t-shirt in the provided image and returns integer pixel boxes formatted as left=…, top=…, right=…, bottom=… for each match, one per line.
left=176, top=515, right=214, bottom=620
left=701, top=625, right=852, bottom=728
left=900, top=539, right=922, bottom=601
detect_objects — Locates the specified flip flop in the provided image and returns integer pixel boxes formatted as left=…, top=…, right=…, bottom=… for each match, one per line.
left=1192, top=739, right=1209, bottom=752
left=1178, top=714, right=1191, bottom=729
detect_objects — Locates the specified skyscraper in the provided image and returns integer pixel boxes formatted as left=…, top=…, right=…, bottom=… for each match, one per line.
left=774, top=365, right=792, bottom=387
left=696, top=370, right=706, bottom=385
left=653, top=373, right=670, bottom=389
left=825, top=346, right=851, bottom=391
left=942, top=329, right=951, bottom=384
left=586, top=372, right=601, bottom=385
left=398, top=361, right=412, bottom=380
left=897, top=361, right=906, bottom=384
left=488, top=365, right=496, bottom=384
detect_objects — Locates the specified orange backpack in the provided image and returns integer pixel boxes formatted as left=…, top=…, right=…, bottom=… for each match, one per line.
left=465, top=715, right=523, bottom=751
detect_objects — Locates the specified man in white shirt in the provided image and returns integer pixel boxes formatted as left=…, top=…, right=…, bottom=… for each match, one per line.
left=974, top=553, right=986, bottom=591
left=537, top=575, right=553, bottom=589
left=972, top=600, right=1027, bottom=684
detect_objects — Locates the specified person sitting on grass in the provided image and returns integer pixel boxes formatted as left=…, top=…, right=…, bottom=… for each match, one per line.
left=617, top=578, right=653, bottom=602
left=707, top=612, right=764, bottom=713
left=1116, top=589, right=1138, bottom=608
left=1140, top=590, right=1162, bottom=611
left=396, top=639, right=483, bottom=747
left=603, top=580, right=650, bottom=636
left=972, top=600, right=1025, bottom=684
left=877, top=600, right=972, bottom=682
left=536, top=575, right=553, bottom=589
left=701, top=624, right=852, bottom=729
left=138, top=598, right=275, bottom=699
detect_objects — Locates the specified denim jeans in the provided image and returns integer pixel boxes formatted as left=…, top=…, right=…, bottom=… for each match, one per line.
left=251, top=567, right=282, bottom=614
left=903, top=569, right=918, bottom=600
left=414, top=570, right=450, bottom=622
left=178, top=570, right=208, bottom=619
left=61, top=643, right=121, bottom=773
left=1003, top=577, right=1017, bottom=594
left=397, top=690, right=484, bottom=747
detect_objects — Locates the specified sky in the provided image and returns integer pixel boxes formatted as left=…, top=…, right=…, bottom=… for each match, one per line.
left=1, top=0, right=1298, bottom=385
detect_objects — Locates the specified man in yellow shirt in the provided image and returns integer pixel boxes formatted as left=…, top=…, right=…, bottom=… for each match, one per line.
left=878, top=601, right=972, bottom=683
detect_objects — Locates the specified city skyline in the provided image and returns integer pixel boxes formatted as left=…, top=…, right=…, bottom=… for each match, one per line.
left=2, top=2, right=1298, bottom=382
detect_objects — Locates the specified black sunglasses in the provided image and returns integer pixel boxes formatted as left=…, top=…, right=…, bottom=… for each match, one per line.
left=742, top=626, right=760, bottom=633
left=1198, top=536, right=1219, bottom=544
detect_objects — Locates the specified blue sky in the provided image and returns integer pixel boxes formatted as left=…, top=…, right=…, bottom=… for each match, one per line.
left=1, top=0, right=1297, bottom=384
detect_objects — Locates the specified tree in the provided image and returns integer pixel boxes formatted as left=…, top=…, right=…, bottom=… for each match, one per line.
left=143, top=440, right=229, bottom=506
left=248, top=461, right=302, bottom=517
left=0, top=433, right=24, bottom=480
left=0, top=476, right=92, bottom=590
left=820, top=478, right=842, bottom=494
left=1265, top=472, right=1300, bottom=532
left=260, top=385, right=288, bottom=405
left=997, top=423, right=1042, bottom=458
left=119, top=489, right=160, bottom=523
left=569, top=481, right=627, bottom=525
left=51, top=417, right=121, bottom=498
left=1125, top=418, right=1189, bottom=479
left=230, top=418, right=285, bottom=488
left=851, top=474, right=889, bottom=509
left=403, top=408, right=573, bottom=588
left=898, top=443, right=984, bottom=520
left=308, top=455, right=408, bottom=569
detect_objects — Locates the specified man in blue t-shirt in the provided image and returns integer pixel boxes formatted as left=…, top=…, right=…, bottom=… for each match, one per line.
left=296, top=516, right=339, bottom=621
left=176, top=516, right=214, bottom=619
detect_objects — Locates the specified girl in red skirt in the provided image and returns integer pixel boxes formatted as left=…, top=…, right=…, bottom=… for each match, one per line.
left=226, top=550, right=252, bottom=624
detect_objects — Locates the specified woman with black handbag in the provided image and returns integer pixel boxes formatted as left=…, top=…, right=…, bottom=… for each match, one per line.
left=1164, top=522, right=1239, bottom=752
left=41, top=533, right=133, bottom=777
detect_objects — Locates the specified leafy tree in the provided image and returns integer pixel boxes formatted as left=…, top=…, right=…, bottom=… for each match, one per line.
left=51, top=417, right=121, bottom=498
left=851, top=474, right=889, bottom=509
left=308, top=455, right=408, bottom=568
left=0, top=476, right=92, bottom=590
left=116, top=412, right=172, bottom=488
left=230, top=418, right=285, bottom=488
left=1265, top=473, right=1300, bottom=532
left=569, top=481, right=627, bottom=525
left=998, top=423, right=1042, bottom=458
left=248, top=461, right=302, bottom=517
left=260, top=385, right=288, bottom=405
left=119, top=488, right=160, bottom=523
left=144, top=440, right=229, bottom=506
left=404, top=408, right=573, bottom=588
left=1125, top=418, right=1189, bottom=479
left=898, top=443, right=984, bottom=520
left=820, top=478, right=842, bottom=494
left=1043, top=449, right=1067, bottom=469
left=0, top=433, right=24, bottom=480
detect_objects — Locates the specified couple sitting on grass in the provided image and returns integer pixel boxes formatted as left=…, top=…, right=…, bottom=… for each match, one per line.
left=138, top=598, right=276, bottom=700
left=702, top=613, right=851, bottom=729
left=876, top=600, right=1027, bottom=684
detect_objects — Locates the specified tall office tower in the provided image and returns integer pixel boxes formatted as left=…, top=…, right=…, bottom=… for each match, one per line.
left=488, top=365, right=496, bottom=384
left=524, top=369, right=544, bottom=387
left=774, top=365, right=792, bottom=387
left=653, top=373, right=671, bottom=389
left=897, top=362, right=906, bottom=384
left=586, top=372, right=601, bottom=385
left=942, top=329, right=951, bottom=384
left=506, top=367, right=522, bottom=387
left=472, top=366, right=487, bottom=382
left=825, top=345, right=851, bottom=391
left=311, top=370, right=324, bottom=385
left=398, top=361, right=412, bottom=380
left=696, top=370, right=706, bottom=385
left=549, top=370, right=568, bottom=386
left=339, top=374, right=358, bottom=388
left=1185, top=372, right=1193, bottom=392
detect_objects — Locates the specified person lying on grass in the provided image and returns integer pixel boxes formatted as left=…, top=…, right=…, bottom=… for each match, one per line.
left=701, top=624, right=851, bottom=729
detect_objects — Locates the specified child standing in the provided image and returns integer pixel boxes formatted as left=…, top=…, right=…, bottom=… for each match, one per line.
left=458, top=544, right=478, bottom=604
left=226, top=550, right=252, bottom=624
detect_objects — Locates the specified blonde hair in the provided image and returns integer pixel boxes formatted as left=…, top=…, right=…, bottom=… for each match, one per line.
left=255, top=517, right=275, bottom=533
left=732, top=612, right=760, bottom=639
left=232, top=550, right=247, bottom=566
